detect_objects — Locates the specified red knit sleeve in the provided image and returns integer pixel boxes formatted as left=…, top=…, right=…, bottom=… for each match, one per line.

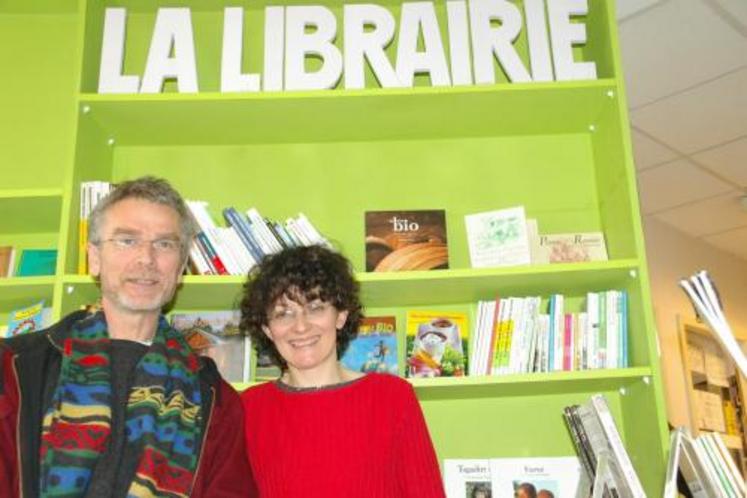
left=392, top=382, right=447, bottom=498
left=0, top=347, right=20, bottom=498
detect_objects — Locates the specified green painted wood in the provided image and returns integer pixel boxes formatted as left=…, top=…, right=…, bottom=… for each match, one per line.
left=3, top=0, right=671, bottom=493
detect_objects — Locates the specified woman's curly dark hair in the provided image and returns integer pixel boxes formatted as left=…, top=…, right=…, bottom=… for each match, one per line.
left=239, top=245, right=363, bottom=371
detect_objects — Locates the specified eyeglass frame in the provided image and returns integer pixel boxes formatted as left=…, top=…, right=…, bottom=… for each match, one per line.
left=267, top=300, right=334, bottom=328
left=94, top=235, right=183, bottom=255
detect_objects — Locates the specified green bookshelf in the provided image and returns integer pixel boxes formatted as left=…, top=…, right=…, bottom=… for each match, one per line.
left=1, top=0, right=670, bottom=493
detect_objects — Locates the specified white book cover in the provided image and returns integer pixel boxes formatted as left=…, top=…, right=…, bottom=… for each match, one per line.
left=465, top=206, right=531, bottom=268
left=489, top=456, right=584, bottom=498
left=537, top=231, right=608, bottom=264
left=586, top=292, right=600, bottom=370
left=443, top=459, right=493, bottom=498
left=589, top=395, right=647, bottom=498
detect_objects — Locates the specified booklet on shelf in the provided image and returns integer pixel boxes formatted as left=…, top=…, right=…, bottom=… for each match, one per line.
left=364, top=209, right=448, bottom=272
left=443, top=459, right=493, bottom=498
left=537, top=231, right=608, bottom=264
left=341, top=316, right=398, bottom=375
left=171, top=310, right=250, bottom=383
left=465, top=206, right=531, bottom=268
left=406, top=310, right=468, bottom=378
left=6, top=300, right=52, bottom=337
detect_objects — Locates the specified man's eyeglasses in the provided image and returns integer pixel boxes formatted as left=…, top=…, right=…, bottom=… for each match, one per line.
left=98, top=236, right=182, bottom=254
left=268, top=301, right=331, bottom=327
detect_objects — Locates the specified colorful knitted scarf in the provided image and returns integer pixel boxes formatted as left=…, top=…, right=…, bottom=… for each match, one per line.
left=39, top=312, right=203, bottom=497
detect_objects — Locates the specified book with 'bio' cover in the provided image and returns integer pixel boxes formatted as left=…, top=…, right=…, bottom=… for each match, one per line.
left=365, top=210, right=448, bottom=272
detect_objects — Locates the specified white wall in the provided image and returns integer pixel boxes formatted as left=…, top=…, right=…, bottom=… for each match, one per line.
left=643, top=217, right=747, bottom=427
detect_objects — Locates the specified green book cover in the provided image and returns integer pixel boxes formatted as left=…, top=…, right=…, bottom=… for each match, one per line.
left=17, top=249, right=57, bottom=276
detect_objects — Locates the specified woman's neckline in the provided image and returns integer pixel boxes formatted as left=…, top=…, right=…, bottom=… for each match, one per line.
left=274, top=373, right=370, bottom=393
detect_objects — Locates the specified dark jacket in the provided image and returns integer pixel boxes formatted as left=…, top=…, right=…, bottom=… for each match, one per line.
left=0, top=311, right=257, bottom=498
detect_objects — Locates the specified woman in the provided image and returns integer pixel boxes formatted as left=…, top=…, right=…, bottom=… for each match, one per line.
left=239, top=245, right=446, bottom=497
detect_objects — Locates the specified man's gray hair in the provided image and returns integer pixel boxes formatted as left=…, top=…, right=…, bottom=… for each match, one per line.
left=88, top=176, right=197, bottom=259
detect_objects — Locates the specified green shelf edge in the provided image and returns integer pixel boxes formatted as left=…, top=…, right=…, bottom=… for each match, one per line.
left=79, top=78, right=615, bottom=104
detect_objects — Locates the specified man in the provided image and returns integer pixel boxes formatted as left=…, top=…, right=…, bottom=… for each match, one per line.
left=0, top=177, right=255, bottom=497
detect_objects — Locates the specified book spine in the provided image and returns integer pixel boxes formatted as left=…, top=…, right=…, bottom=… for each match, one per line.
left=265, top=219, right=288, bottom=249
left=485, top=296, right=500, bottom=375
left=196, top=232, right=228, bottom=275
left=598, top=292, right=607, bottom=368
left=223, top=208, right=265, bottom=262
left=563, top=406, right=595, bottom=484
left=620, top=290, right=628, bottom=368
left=188, top=240, right=212, bottom=275
left=247, top=208, right=283, bottom=253
left=563, top=312, right=572, bottom=371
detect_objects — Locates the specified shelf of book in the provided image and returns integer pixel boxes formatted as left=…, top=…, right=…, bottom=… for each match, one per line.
left=3, top=0, right=672, bottom=493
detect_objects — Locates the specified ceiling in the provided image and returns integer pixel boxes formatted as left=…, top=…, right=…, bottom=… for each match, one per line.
left=616, top=0, right=747, bottom=261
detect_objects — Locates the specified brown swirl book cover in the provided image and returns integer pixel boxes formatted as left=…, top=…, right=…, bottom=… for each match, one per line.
left=364, top=210, right=449, bottom=272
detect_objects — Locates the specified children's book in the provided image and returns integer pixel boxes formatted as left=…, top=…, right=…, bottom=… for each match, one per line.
left=490, top=456, right=584, bottom=498
left=465, top=207, right=531, bottom=268
left=171, top=310, right=250, bottom=383
left=443, top=459, right=494, bottom=498
left=341, top=316, right=398, bottom=375
left=537, top=232, right=608, bottom=264
left=6, top=300, right=52, bottom=337
left=406, top=310, right=468, bottom=378
left=364, top=210, right=448, bottom=272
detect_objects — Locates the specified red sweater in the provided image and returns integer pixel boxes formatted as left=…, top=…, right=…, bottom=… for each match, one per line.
left=242, top=373, right=446, bottom=498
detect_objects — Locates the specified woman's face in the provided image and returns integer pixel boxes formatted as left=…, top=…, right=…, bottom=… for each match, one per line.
left=263, top=294, right=348, bottom=373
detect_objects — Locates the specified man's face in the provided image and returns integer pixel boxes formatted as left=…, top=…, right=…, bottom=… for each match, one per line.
left=88, top=198, right=185, bottom=316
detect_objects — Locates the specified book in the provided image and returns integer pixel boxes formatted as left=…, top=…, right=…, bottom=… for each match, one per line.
left=464, top=206, right=531, bottom=268
left=364, top=209, right=448, bottom=272
left=170, top=310, right=250, bottom=383
left=489, top=456, right=584, bottom=498
left=443, top=459, right=493, bottom=498
left=6, top=300, right=52, bottom=337
left=0, top=246, right=14, bottom=277
left=341, top=316, right=398, bottom=375
left=255, top=350, right=282, bottom=380
left=406, top=310, right=468, bottom=378
left=16, top=249, right=57, bottom=276
left=537, top=231, right=608, bottom=264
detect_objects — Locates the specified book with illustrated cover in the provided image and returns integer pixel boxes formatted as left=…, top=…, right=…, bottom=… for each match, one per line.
left=171, top=310, right=250, bottom=383
left=465, top=206, right=531, bottom=268
left=406, top=310, right=468, bottom=378
left=6, top=300, right=52, bottom=337
left=341, top=316, right=398, bottom=375
left=443, top=459, right=493, bottom=498
left=364, top=210, right=448, bottom=272
left=538, top=231, right=608, bottom=264
left=489, top=456, right=584, bottom=498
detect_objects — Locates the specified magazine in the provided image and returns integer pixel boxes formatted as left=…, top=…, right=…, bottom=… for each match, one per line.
left=171, top=310, right=249, bottom=383
left=341, top=316, right=398, bottom=375
left=406, top=310, right=468, bottom=378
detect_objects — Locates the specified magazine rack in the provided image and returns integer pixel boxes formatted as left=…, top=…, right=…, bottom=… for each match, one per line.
left=591, top=452, right=634, bottom=498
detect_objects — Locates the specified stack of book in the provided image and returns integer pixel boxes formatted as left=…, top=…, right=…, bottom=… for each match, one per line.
left=470, top=290, right=628, bottom=377
left=563, top=394, right=646, bottom=498
left=78, top=181, right=113, bottom=273
left=665, top=427, right=746, bottom=498
left=187, top=201, right=329, bottom=276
